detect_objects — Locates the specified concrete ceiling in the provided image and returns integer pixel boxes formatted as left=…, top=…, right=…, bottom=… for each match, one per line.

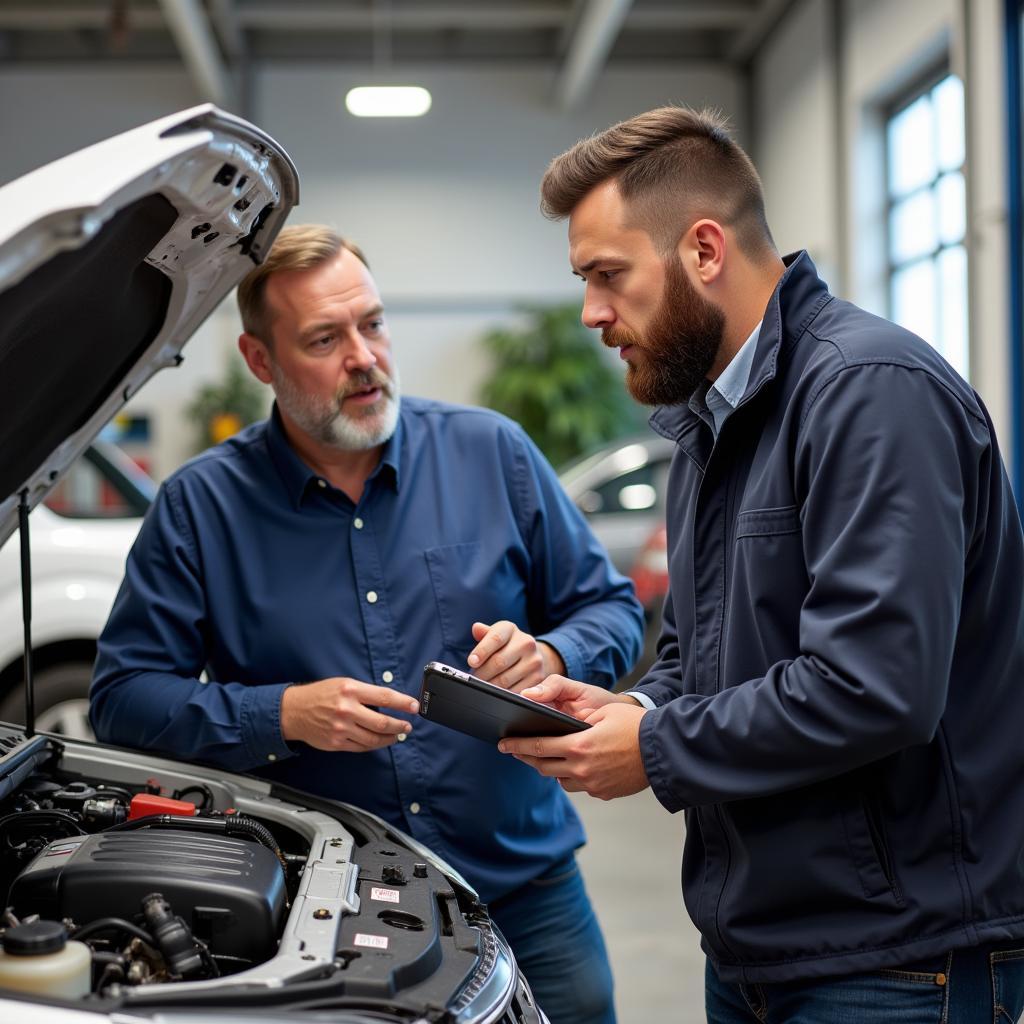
left=0, top=0, right=796, bottom=111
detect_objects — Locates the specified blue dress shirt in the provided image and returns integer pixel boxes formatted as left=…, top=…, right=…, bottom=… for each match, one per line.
left=91, top=396, right=643, bottom=902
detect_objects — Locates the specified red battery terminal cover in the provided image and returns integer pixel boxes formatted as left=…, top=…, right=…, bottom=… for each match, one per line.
left=128, top=793, right=198, bottom=820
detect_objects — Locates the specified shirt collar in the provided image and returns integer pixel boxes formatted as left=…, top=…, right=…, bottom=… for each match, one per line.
left=685, top=320, right=762, bottom=437
left=266, top=402, right=403, bottom=510
left=712, top=319, right=762, bottom=409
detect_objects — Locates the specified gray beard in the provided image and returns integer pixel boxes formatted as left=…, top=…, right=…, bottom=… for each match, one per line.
left=270, top=364, right=401, bottom=452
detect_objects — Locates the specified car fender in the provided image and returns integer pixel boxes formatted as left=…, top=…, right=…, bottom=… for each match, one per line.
left=0, top=572, right=121, bottom=674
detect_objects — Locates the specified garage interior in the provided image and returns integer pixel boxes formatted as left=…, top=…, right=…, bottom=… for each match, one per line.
left=0, top=2, right=1021, bottom=1021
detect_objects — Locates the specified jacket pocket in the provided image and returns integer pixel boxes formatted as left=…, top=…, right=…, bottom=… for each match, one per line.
left=734, top=504, right=801, bottom=539
left=839, top=789, right=903, bottom=902
left=726, top=506, right=806, bottom=676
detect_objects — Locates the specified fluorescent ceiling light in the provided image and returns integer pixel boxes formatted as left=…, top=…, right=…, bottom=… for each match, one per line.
left=345, top=86, right=432, bottom=117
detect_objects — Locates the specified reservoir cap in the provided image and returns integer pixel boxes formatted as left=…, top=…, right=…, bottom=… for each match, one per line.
left=3, top=920, right=67, bottom=956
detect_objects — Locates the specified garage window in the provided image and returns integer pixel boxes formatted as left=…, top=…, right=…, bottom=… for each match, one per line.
left=886, top=72, right=968, bottom=379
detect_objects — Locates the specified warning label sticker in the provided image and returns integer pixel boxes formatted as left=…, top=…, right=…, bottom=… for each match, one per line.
left=354, top=933, right=389, bottom=950
left=370, top=886, right=401, bottom=904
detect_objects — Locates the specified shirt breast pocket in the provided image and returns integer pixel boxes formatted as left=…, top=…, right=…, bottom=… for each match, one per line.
left=423, top=542, right=528, bottom=657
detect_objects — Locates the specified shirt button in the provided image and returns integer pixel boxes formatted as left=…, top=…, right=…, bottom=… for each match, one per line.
left=409, top=802, right=421, bottom=814
left=382, top=671, right=394, bottom=683
left=366, top=591, right=378, bottom=604
left=267, top=753, right=277, bottom=762
left=317, top=479, right=326, bottom=489
left=353, top=517, right=364, bottom=529
left=397, top=732, right=407, bottom=742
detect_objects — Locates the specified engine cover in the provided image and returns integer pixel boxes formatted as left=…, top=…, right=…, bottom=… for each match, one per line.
left=8, top=829, right=286, bottom=962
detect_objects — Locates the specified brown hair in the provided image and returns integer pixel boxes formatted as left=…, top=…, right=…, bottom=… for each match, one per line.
left=540, top=105, right=775, bottom=259
left=236, top=224, right=369, bottom=343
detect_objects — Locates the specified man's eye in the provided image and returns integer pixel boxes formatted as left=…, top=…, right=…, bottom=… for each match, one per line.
left=364, top=319, right=385, bottom=335
left=601, top=270, right=620, bottom=282
left=310, top=336, right=333, bottom=349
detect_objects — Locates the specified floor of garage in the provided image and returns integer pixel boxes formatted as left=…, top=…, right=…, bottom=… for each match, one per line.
left=570, top=789, right=705, bottom=1023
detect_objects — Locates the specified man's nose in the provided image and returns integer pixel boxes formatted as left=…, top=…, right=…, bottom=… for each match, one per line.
left=342, top=331, right=377, bottom=372
left=582, top=294, right=614, bottom=331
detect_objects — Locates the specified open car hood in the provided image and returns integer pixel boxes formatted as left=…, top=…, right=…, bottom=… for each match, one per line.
left=0, top=104, right=299, bottom=548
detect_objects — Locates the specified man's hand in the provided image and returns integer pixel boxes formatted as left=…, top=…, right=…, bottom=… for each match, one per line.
left=280, top=677, right=418, bottom=752
left=498, top=700, right=650, bottom=801
left=519, top=675, right=623, bottom=718
left=467, top=620, right=565, bottom=691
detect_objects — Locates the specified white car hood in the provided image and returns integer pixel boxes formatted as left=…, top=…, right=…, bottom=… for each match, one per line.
left=0, top=104, right=299, bottom=548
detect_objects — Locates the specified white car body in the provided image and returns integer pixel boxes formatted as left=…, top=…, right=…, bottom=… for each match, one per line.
left=0, top=444, right=150, bottom=734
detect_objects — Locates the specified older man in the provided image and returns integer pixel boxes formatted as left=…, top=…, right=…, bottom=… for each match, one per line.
left=91, top=224, right=644, bottom=1024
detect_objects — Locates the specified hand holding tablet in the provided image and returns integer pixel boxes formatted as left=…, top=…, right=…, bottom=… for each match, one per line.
left=419, top=661, right=590, bottom=745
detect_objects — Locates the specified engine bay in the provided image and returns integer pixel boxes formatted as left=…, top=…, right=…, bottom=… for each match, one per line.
left=0, top=724, right=539, bottom=1022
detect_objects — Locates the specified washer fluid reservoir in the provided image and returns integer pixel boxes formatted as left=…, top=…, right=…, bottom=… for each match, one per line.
left=0, top=920, right=91, bottom=997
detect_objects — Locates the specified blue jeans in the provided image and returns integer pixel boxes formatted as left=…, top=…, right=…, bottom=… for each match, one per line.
left=705, top=943, right=1024, bottom=1023
left=489, top=854, right=616, bottom=1024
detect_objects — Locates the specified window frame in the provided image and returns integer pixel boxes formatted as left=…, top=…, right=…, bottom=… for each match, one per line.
left=883, top=66, right=969, bottom=379
left=1006, top=0, right=1024, bottom=508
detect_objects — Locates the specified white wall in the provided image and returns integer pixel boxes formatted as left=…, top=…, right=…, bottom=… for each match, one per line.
left=751, top=0, right=1014, bottom=459
left=751, top=0, right=839, bottom=287
left=0, top=62, right=741, bottom=479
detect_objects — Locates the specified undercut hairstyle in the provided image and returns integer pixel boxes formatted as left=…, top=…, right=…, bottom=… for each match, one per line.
left=236, top=224, right=369, bottom=344
left=540, top=105, right=776, bottom=261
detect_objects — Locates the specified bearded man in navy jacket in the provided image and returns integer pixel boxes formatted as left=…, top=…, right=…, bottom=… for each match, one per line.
left=500, top=105, right=1024, bottom=1023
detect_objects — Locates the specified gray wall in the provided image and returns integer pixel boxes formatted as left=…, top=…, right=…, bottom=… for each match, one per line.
left=0, top=62, right=742, bottom=477
left=752, top=0, right=1013, bottom=454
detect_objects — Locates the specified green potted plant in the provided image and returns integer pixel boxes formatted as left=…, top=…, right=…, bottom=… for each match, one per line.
left=478, top=303, right=641, bottom=468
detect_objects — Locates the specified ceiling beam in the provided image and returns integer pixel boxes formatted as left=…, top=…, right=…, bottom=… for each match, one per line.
left=0, top=2, right=756, bottom=37
left=627, top=5, right=757, bottom=30
left=0, top=8, right=165, bottom=31
left=157, top=0, right=236, bottom=109
left=209, top=0, right=245, bottom=62
left=235, top=4, right=568, bottom=32
left=554, top=0, right=633, bottom=112
left=728, top=0, right=801, bottom=64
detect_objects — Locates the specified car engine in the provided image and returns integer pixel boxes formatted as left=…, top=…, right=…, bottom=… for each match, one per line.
left=0, top=724, right=542, bottom=1023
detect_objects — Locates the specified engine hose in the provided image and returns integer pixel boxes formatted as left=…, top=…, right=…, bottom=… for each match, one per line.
left=0, top=809, right=86, bottom=847
left=71, top=916, right=157, bottom=946
left=141, top=893, right=205, bottom=979
left=172, top=783, right=215, bottom=810
left=223, top=815, right=288, bottom=872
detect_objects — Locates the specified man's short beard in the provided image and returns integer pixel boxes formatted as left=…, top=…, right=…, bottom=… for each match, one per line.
left=270, top=362, right=401, bottom=452
left=604, top=256, right=725, bottom=406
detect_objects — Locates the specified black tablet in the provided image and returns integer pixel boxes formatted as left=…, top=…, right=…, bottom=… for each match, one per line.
left=419, top=661, right=590, bottom=745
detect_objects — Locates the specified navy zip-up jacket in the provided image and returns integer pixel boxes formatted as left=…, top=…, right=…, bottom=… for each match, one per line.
left=634, top=251, right=1024, bottom=983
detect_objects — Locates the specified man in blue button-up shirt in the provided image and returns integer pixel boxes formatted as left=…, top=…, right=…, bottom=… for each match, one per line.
left=90, top=224, right=643, bottom=1024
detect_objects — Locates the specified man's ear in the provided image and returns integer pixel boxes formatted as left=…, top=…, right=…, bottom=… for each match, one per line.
left=238, top=332, right=274, bottom=385
left=679, top=219, right=726, bottom=285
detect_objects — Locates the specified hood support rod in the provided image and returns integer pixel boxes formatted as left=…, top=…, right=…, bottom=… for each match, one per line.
left=18, top=490, right=34, bottom=738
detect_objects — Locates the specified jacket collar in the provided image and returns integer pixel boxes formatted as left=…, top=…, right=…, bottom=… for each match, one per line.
left=648, top=250, right=832, bottom=444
